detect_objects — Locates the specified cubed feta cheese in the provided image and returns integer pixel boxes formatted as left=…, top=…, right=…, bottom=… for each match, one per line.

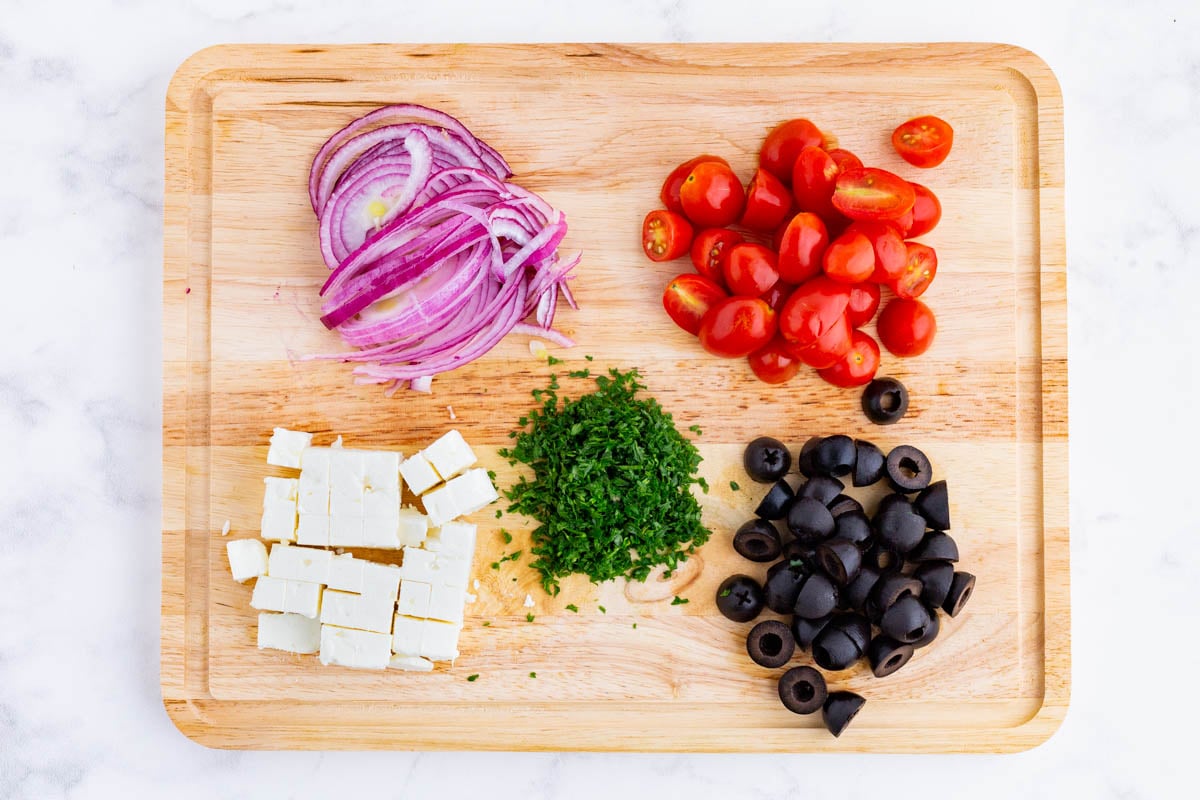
left=260, top=500, right=298, bottom=543
left=391, top=614, right=425, bottom=657
left=420, top=482, right=459, bottom=527
left=226, top=538, right=268, bottom=583
left=297, top=447, right=332, bottom=515
left=419, top=619, right=461, bottom=661
left=361, top=450, right=401, bottom=496
left=426, top=583, right=465, bottom=625
left=399, top=452, right=440, bottom=496
left=266, top=427, right=313, bottom=469
left=257, top=612, right=321, bottom=654
left=329, top=514, right=364, bottom=547
left=421, top=429, right=478, bottom=481
left=282, top=579, right=323, bottom=618
left=263, top=476, right=299, bottom=503
left=448, top=468, right=499, bottom=517
left=433, top=552, right=472, bottom=588
left=423, top=521, right=477, bottom=556
left=360, top=562, right=402, bottom=599
left=319, top=625, right=392, bottom=670
left=396, top=508, right=429, bottom=547
left=267, top=543, right=332, bottom=584
left=397, top=580, right=432, bottom=617
left=398, top=547, right=437, bottom=583
left=320, top=589, right=395, bottom=634
left=326, top=553, right=367, bottom=592
left=363, top=486, right=399, bottom=518
left=295, top=513, right=330, bottom=547
left=388, top=654, right=434, bottom=672
left=249, top=575, right=287, bottom=612
left=362, top=510, right=402, bottom=549
left=329, top=450, right=366, bottom=516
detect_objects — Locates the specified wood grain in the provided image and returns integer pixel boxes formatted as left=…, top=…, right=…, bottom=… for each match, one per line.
left=162, top=43, right=1068, bottom=751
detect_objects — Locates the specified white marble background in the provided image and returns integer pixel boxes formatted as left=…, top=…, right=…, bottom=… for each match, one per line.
left=1, top=0, right=1197, bottom=796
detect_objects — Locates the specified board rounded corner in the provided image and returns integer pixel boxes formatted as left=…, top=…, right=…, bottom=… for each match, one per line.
left=989, top=43, right=1064, bottom=109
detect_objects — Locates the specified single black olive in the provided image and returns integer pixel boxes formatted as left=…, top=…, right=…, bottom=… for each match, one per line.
left=812, top=434, right=856, bottom=478
left=786, top=497, right=835, bottom=544
left=822, top=691, right=867, bottom=737
left=733, top=519, right=784, bottom=562
left=868, top=635, right=915, bottom=677
left=815, top=538, right=862, bottom=586
left=874, top=494, right=926, bottom=554
left=812, top=627, right=860, bottom=670
left=862, top=377, right=910, bottom=425
left=843, top=566, right=881, bottom=612
left=828, top=612, right=871, bottom=656
left=743, top=436, right=792, bottom=483
left=827, top=494, right=864, bottom=518
left=943, top=571, right=976, bottom=617
left=715, top=574, right=765, bottom=623
left=797, top=436, right=821, bottom=478
left=763, top=560, right=809, bottom=614
left=852, top=439, right=886, bottom=487
left=911, top=605, right=941, bottom=648
left=913, top=560, right=955, bottom=608
left=913, top=479, right=951, bottom=530
left=754, top=479, right=795, bottom=521
left=864, top=542, right=902, bottom=575
left=746, top=619, right=796, bottom=668
left=793, top=571, right=839, bottom=619
left=833, top=510, right=873, bottom=548
left=908, top=531, right=959, bottom=563
left=885, top=444, right=933, bottom=493
left=779, top=665, right=827, bottom=715
left=780, top=539, right=814, bottom=564
left=880, top=594, right=934, bottom=644
left=871, top=573, right=924, bottom=611
left=797, top=475, right=845, bottom=505
left=790, top=613, right=833, bottom=650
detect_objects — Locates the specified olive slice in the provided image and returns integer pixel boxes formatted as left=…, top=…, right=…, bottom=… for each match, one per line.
left=852, top=439, right=887, bottom=487
left=880, top=594, right=934, bottom=644
left=822, top=691, right=867, bottom=737
left=793, top=571, right=839, bottom=619
left=874, top=494, right=926, bottom=554
left=786, top=497, right=835, bottom=544
left=943, top=571, right=976, bottom=617
left=911, top=604, right=941, bottom=648
left=812, top=627, right=860, bottom=670
left=908, top=531, right=959, bottom=563
left=829, top=612, right=871, bottom=657
left=763, top=560, right=809, bottom=614
left=790, top=613, right=833, bottom=650
left=754, top=479, right=795, bottom=521
left=812, top=434, right=856, bottom=478
left=833, top=510, right=873, bottom=548
left=861, top=377, right=909, bottom=425
left=797, top=475, right=844, bottom=505
left=827, top=494, right=864, bottom=518
left=779, top=666, right=827, bottom=715
left=743, top=436, right=792, bottom=483
left=913, top=560, right=955, bottom=607
left=781, top=539, right=814, bottom=564
left=868, top=635, right=915, bottom=677
left=871, top=573, right=924, bottom=613
left=797, top=436, right=821, bottom=478
left=843, top=566, right=881, bottom=612
left=863, top=542, right=901, bottom=575
left=715, top=574, right=765, bottom=623
left=815, top=538, right=862, bottom=586
left=746, top=619, right=795, bottom=668
left=733, top=519, right=784, bottom=562
left=885, top=444, right=933, bottom=493
left=913, top=479, right=951, bottom=530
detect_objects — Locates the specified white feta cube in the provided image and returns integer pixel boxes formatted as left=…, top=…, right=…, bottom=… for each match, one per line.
left=420, top=482, right=459, bottom=527
left=267, top=543, right=332, bottom=584
left=421, top=429, right=478, bottom=481
left=426, top=583, right=465, bottom=625
left=282, top=579, right=323, bottom=618
left=257, top=612, right=321, bottom=654
left=419, top=619, right=461, bottom=661
left=226, top=538, right=268, bottom=583
left=448, top=468, right=499, bottom=517
left=362, top=511, right=402, bottom=549
left=329, top=514, right=364, bottom=547
left=391, top=614, right=425, bottom=657
left=361, top=562, right=402, bottom=599
left=295, top=513, right=330, bottom=547
left=319, top=625, right=392, bottom=670
left=260, top=500, right=298, bottom=543
left=249, top=575, right=287, bottom=612
left=329, top=450, right=366, bottom=516
left=326, top=553, right=367, bottom=593
left=423, top=521, right=477, bottom=556
left=398, top=547, right=438, bottom=583
left=297, top=447, right=332, bottom=515
left=363, top=485, right=399, bottom=518
left=397, top=580, right=432, bottom=618
left=397, top=508, right=429, bottom=547
left=263, top=476, right=299, bottom=503
left=361, top=450, right=401, bottom=495
left=388, top=654, right=434, bottom=672
left=399, top=452, right=440, bottom=496
left=320, top=589, right=395, bottom=634
left=431, top=553, right=472, bottom=589
left=266, top=427, right=313, bottom=469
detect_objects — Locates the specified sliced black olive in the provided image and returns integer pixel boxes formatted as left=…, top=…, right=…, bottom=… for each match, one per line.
left=863, top=542, right=902, bottom=575
left=871, top=573, right=924, bottom=613
left=822, top=691, right=866, bottom=737
left=763, top=560, right=808, bottom=614
left=754, top=479, right=795, bottom=521
left=913, top=560, right=955, bottom=607
left=911, top=605, right=941, bottom=648
left=743, top=436, right=792, bottom=483
left=797, top=474, right=845, bottom=505
left=733, top=519, right=783, bottom=562
left=852, top=439, right=886, bottom=487
left=880, top=594, right=934, bottom=644
left=812, top=627, right=860, bottom=670
left=908, top=531, right=959, bottom=563
left=874, top=494, right=926, bottom=554
left=828, top=612, right=871, bottom=657
left=797, top=436, right=821, bottom=478
left=746, top=619, right=795, bottom=668
left=827, top=494, right=864, bottom=518
left=885, top=444, right=933, bottom=493
left=913, top=479, right=951, bottom=530
left=833, top=510, right=873, bottom=548
left=779, top=665, right=827, bottom=715
left=715, top=574, right=764, bottom=623
left=861, top=377, right=910, bottom=425
left=943, top=571, right=976, bottom=617
left=781, top=539, right=814, bottom=564
left=843, top=566, right=881, bottom=612
left=868, top=635, right=915, bottom=677
left=815, top=538, right=862, bottom=586
left=793, top=571, right=839, bottom=619
left=790, top=613, right=833, bottom=650
left=812, top=434, right=856, bottom=478
left=786, top=497, right=835, bottom=544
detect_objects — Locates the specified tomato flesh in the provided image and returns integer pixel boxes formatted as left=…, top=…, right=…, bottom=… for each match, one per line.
left=661, top=155, right=729, bottom=214
left=689, top=227, right=742, bottom=287
left=680, top=162, right=746, bottom=228
left=827, top=148, right=864, bottom=173
left=777, top=212, right=829, bottom=284
left=877, top=298, right=937, bottom=357
left=817, top=329, right=881, bottom=388
left=642, top=210, right=693, bottom=262
left=792, top=145, right=842, bottom=222
left=822, top=230, right=875, bottom=284
left=892, top=116, right=954, bottom=168
left=748, top=336, right=803, bottom=384
left=844, top=221, right=906, bottom=283
left=778, top=276, right=852, bottom=350
left=891, top=242, right=938, bottom=299
left=906, top=182, right=942, bottom=238
left=662, top=274, right=727, bottom=336
left=759, top=118, right=824, bottom=183
left=831, top=167, right=916, bottom=222
left=740, top=168, right=793, bottom=231
left=786, top=313, right=852, bottom=369
left=723, top=243, right=780, bottom=297
left=847, top=282, right=881, bottom=328
left=699, top=296, right=777, bottom=358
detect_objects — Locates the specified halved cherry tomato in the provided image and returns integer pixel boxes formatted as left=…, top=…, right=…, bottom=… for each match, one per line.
left=778, top=275, right=852, bottom=350
left=786, top=313, right=852, bottom=369
left=698, top=296, right=777, bottom=358
left=894, top=207, right=914, bottom=237
left=877, top=298, right=937, bottom=357
left=760, top=281, right=795, bottom=315
left=661, top=154, right=729, bottom=214
left=680, top=161, right=746, bottom=228
left=906, top=182, right=942, bottom=238
left=662, top=274, right=727, bottom=336
left=891, top=242, right=938, bottom=299
left=759, top=118, right=824, bottom=183
left=847, top=282, right=881, bottom=328
left=642, top=210, right=693, bottom=262
left=822, top=230, right=875, bottom=284
left=892, top=116, right=954, bottom=168
left=844, top=221, right=906, bottom=283
left=792, top=145, right=841, bottom=221
left=772, top=214, right=795, bottom=252
left=740, top=168, right=792, bottom=231
left=831, top=167, right=916, bottom=222
left=777, top=212, right=829, bottom=284
left=827, top=148, right=863, bottom=173
left=748, top=336, right=803, bottom=384
left=723, top=243, right=780, bottom=297
left=817, top=329, right=881, bottom=388
left=690, top=227, right=743, bottom=287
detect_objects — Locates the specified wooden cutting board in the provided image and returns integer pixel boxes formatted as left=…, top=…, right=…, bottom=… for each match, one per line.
left=162, top=43, right=1067, bottom=752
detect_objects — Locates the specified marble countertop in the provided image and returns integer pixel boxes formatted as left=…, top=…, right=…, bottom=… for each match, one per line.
left=2, top=0, right=1197, bottom=796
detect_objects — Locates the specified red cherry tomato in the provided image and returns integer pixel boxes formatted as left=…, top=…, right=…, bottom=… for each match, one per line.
left=723, top=243, right=780, bottom=297
left=831, top=167, right=916, bottom=222
left=826, top=148, right=863, bottom=173
left=817, top=329, right=881, bottom=388
left=891, top=242, right=938, bottom=299
left=748, top=336, right=803, bottom=384
left=778, top=275, right=852, bottom=350
left=906, top=183, right=942, bottom=238
left=844, top=221, right=906, bottom=283
left=642, top=210, right=693, bottom=262
left=892, top=116, right=954, bottom=168
left=661, top=274, right=727, bottom=336
left=894, top=207, right=914, bottom=237
left=877, top=298, right=937, bottom=357
left=777, top=212, right=829, bottom=284
left=759, top=118, right=824, bottom=183
left=689, top=227, right=743, bottom=287
left=680, top=161, right=746, bottom=228
left=740, top=168, right=792, bottom=231
left=772, top=214, right=795, bottom=252
left=786, top=313, right=852, bottom=369
left=847, top=282, right=881, bottom=328
left=661, top=154, right=729, bottom=214
left=760, top=281, right=795, bottom=314
left=792, top=145, right=841, bottom=221
left=822, top=230, right=875, bottom=284
left=698, top=296, right=777, bottom=358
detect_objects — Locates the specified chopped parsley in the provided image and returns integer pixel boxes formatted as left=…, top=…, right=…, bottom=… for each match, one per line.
left=565, top=604, right=579, bottom=613
left=490, top=550, right=522, bottom=569
left=500, top=529, right=513, bottom=544
left=481, top=621, right=491, bottom=627
left=547, top=355, right=563, bottom=366
left=730, top=481, right=740, bottom=491
left=632, top=623, right=637, bottom=629
left=719, top=587, right=732, bottom=598
left=689, top=424, right=703, bottom=435
left=529, top=672, right=537, bottom=679
left=568, top=368, right=591, bottom=379
left=487, top=470, right=497, bottom=481
left=598, top=605, right=606, bottom=614
left=526, top=613, right=535, bottom=622
left=671, top=595, right=689, bottom=605
left=467, top=674, right=479, bottom=682
left=495, top=509, right=503, bottom=519
left=585, top=354, right=594, bottom=361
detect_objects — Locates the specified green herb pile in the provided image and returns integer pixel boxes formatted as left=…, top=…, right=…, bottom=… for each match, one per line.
left=500, top=366, right=710, bottom=595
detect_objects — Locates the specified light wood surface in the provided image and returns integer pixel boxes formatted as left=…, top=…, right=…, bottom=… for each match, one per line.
left=162, top=43, right=1068, bottom=751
